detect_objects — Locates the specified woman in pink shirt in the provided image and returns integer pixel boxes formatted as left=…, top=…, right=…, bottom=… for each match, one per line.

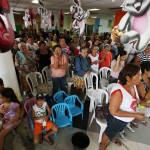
left=50, top=45, right=68, bottom=94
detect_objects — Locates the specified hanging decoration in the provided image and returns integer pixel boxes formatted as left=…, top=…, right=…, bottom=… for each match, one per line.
left=38, top=1, right=51, bottom=30
left=51, top=11, right=54, bottom=26
left=23, top=8, right=36, bottom=28
left=59, top=9, right=64, bottom=27
left=111, top=0, right=150, bottom=51
left=0, top=0, right=15, bottom=53
left=70, top=0, right=90, bottom=36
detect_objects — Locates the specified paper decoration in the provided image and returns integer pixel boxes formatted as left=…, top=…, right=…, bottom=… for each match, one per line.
left=51, top=11, right=54, bottom=26
left=117, top=0, right=150, bottom=51
left=38, top=1, right=51, bottom=29
left=70, top=0, right=90, bottom=36
left=23, top=8, right=36, bottom=28
left=59, top=9, right=64, bottom=27
left=0, top=0, right=15, bottom=53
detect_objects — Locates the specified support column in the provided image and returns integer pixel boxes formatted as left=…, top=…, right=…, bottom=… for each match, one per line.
left=0, top=51, right=21, bottom=101
left=6, top=8, right=16, bottom=31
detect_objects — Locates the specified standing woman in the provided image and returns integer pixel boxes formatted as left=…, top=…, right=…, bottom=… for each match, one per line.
left=74, top=47, right=91, bottom=97
left=50, top=45, right=68, bottom=94
left=15, top=42, right=36, bottom=94
left=88, top=45, right=100, bottom=75
left=99, top=44, right=112, bottom=69
left=100, top=64, right=146, bottom=150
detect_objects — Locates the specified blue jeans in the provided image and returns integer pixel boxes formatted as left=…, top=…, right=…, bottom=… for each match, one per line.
left=52, top=75, right=67, bottom=95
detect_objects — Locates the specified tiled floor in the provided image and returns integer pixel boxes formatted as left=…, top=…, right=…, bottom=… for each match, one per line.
left=13, top=118, right=150, bottom=150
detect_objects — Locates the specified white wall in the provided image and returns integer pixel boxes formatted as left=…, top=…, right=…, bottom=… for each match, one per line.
left=98, top=19, right=113, bottom=33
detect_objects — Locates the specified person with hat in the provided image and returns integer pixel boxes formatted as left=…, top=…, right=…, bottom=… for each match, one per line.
left=99, top=44, right=112, bottom=69
left=32, top=93, right=58, bottom=145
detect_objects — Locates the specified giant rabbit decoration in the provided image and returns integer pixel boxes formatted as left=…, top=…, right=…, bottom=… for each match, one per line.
left=0, top=0, right=15, bottom=53
left=112, top=0, right=150, bottom=52
left=70, top=0, right=90, bottom=36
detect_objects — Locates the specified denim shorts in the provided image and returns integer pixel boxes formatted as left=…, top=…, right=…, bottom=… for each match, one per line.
left=105, top=114, right=128, bottom=140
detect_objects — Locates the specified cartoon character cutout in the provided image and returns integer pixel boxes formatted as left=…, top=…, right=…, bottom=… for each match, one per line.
left=70, top=0, right=90, bottom=36
left=118, top=0, right=150, bottom=51
left=38, top=1, right=51, bottom=30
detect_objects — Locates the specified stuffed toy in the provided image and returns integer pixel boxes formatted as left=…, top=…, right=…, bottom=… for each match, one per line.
left=70, top=0, right=90, bottom=36
left=0, top=0, right=15, bottom=53
left=118, top=0, right=150, bottom=51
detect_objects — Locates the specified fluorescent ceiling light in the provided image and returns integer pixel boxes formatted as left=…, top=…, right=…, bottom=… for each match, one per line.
left=91, top=16, right=97, bottom=18
left=89, top=8, right=100, bottom=11
left=32, top=0, right=39, bottom=4
left=64, top=12, right=70, bottom=15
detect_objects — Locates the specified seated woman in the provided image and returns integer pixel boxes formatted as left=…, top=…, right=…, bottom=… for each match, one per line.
left=74, top=47, right=91, bottom=97
left=99, top=64, right=146, bottom=150
left=137, top=61, right=150, bottom=103
left=15, top=42, right=36, bottom=94
left=109, top=49, right=127, bottom=84
left=0, top=88, right=21, bottom=150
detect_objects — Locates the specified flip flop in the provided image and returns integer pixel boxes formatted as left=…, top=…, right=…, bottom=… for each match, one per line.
left=141, top=120, right=148, bottom=126
left=44, top=137, right=54, bottom=145
left=112, top=138, right=122, bottom=146
left=131, top=121, right=138, bottom=128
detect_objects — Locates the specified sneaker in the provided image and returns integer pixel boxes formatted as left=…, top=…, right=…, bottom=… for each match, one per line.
left=119, top=132, right=128, bottom=141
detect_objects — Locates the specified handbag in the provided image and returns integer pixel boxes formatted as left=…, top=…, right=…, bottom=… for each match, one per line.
left=95, top=104, right=109, bottom=120
left=36, top=83, right=51, bottom=94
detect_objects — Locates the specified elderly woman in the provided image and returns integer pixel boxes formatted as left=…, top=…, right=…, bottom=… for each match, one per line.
left=88, top=45, right=100, bottom=75
left=15, top=42, right=36, bottom=94
left=50, top=45, right=68, bottom=94
left=73, top=47, right=91, bottom=97
left=99, top=64, right=146, bottom=150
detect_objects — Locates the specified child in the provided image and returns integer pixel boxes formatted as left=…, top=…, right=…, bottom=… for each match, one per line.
left=32, top=93, right=58, bottom=145
left=0, top=88, right=21, bottom=150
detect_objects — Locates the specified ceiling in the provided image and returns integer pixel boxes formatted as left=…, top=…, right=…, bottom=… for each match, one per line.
left=9, top=0, right=124, bottom=19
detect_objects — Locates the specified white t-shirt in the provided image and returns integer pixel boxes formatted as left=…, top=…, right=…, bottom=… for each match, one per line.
left=32, top=101, right=47, bottom=123
left=110, top=83, right=139, bottom=122
left=88, top=53, right=99, bottom=74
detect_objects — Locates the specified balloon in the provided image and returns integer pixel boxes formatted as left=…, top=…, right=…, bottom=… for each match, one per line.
left=0, top=15, right=15, bottom=53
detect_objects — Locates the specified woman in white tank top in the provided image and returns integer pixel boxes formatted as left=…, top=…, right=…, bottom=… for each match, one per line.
left=100, top=64, right=147, bottom=150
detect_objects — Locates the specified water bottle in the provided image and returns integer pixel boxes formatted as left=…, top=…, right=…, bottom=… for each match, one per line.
left=22, top=91, right=27, bottom=102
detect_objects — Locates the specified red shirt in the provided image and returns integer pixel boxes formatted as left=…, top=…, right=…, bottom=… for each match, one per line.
left=99, top=50, right=112, bottom=68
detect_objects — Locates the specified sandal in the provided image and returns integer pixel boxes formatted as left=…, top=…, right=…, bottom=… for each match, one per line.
left=39, top=138, right=43, bottom=144
left=141, top=120, right=148, bottom=126
left=112, top=138, right=122, bottom=146
left=131, top=121, right=138, bottom=128
left=43, top=137, right=54, bottom=145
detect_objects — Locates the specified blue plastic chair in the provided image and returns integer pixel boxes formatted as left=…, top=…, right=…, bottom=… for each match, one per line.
left=64, top=95, right=84, bottom=124
left=53, top=90, right=68, bottom=103
left=51, top=103, right=72, bottom=128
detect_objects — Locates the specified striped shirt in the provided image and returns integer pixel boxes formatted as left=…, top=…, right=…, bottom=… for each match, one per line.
left=137, top=52, right=150, bottom=62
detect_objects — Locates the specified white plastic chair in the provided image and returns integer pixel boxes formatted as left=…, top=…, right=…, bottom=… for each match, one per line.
left=42, top=66, right=52, bottom=84
left=26, top=71, right=47, bottom=96
left=89, top=89, right=109, bottom=143
left=84, top=72, right=98, bottom=112
left=99, top=67, right=111, bottom=90
left=106, top=83, right=117, bottom=95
